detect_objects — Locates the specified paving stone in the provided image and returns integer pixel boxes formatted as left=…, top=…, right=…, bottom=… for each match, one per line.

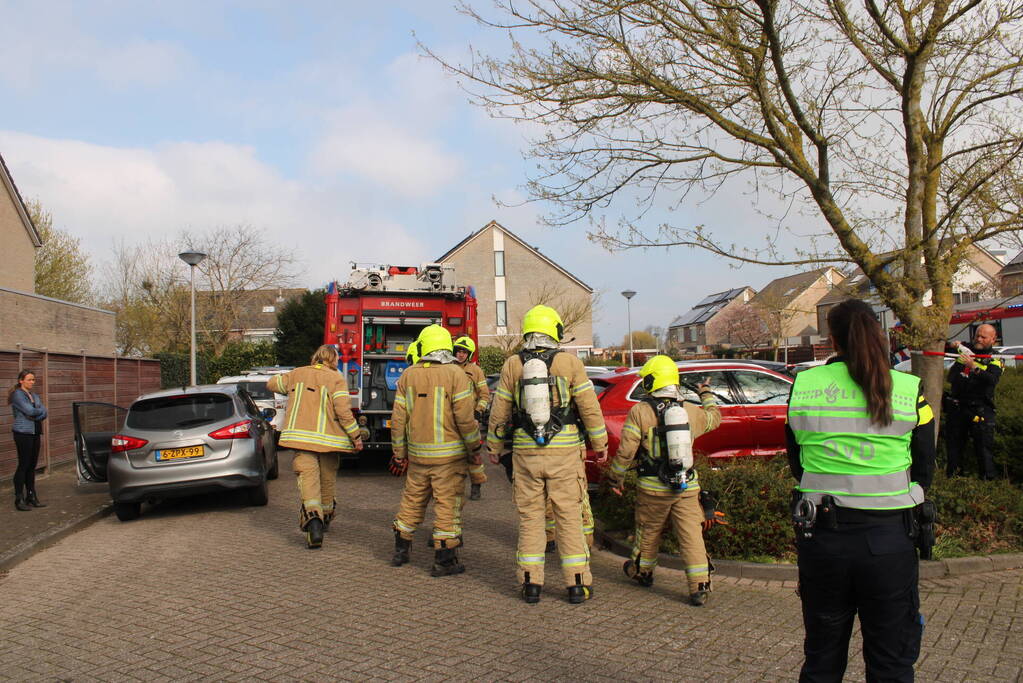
left=0, top=453, right=1019, bottom=681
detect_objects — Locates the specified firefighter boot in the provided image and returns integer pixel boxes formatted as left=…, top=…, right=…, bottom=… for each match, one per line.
left=623, top=560, right=653, bottom=588
left=470, top=483, right=482, bottom=501
left=690, top=582, right=711, bottom=607
left=568, top=574, right=592, bottom=604
left=545, top=540, right=557, bottom=554
left=304, top=518, right=324, bottom=549
left=521, top=571, right=541, bottom=604
left=391, top=531, right=411, bottom=567
left=430, top=548, right=465, bottom=577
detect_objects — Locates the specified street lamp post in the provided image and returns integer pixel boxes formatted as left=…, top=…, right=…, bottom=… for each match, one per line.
left=621, top=290, right=637, bottom=367
left=178, top=251, right=207, bottom=386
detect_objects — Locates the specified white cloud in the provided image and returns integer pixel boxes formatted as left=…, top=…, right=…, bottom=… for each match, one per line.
left=310, top=106, right=462, bottom=199
left=0, top=130, right=429, bottom=288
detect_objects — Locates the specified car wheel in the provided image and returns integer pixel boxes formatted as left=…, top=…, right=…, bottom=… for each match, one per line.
left=267, top=451, right=280, bottom=480
left=247, top=477, right=269, bottom=506
left=113, top=501, right=141, bottom=521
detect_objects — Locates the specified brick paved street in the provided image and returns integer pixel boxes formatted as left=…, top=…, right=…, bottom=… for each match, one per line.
left=0, top=453, right=1020, bottom=682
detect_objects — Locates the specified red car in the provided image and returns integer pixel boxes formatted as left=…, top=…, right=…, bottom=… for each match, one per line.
left=583, top=361, right=794, bottom=486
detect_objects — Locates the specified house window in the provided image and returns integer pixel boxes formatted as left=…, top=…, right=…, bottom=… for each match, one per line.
left=495, top=250, right=505, bottom=277
left=262, top=305, right=275, bottom=313
left=496, top=300, right=507, bottom=327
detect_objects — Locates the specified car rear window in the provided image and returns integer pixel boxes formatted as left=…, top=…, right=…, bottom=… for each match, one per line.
left=237, top=381, right=273, bottom=400
left=127, top=394, right=235, bottom=430
left=591, top=379, right=610, bottom=397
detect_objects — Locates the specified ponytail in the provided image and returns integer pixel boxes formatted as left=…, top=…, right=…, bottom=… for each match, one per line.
left=827, top=300, right=892, bottom=426
left=7, top=370, right=34, bottom=405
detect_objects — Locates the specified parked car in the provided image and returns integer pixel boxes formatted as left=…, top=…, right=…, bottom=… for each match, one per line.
left=582, top=361, right=795, bottom=487
left=217, top=367, right=292, bottom=440
left=74, top=384, right=279, bottom=521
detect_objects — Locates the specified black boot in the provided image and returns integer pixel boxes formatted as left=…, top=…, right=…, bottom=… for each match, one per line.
left=304, top=518, right=324, bottom=549
left=689, top=582, right=710, bottom=606
left=391, top=531, right=411, bottom=567
left=545, top=539, right=557, bottom=554
left=14, top=492, right=30, bottom=511
left=469, top=483, right=481, bottom=500
left=430, top=547, right=465, bottom=577
left=521, top=583, right=542, bottom=604
left=567, top=585, right=592, bottom=604
left=26, top=490, right=46, bottom=508
left=623, top=559, right=654, bottom=587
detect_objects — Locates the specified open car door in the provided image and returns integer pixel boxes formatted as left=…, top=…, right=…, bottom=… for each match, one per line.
left=73, top=401, right=127, bottom=483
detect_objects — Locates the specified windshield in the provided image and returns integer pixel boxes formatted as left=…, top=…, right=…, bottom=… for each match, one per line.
left=127, top=394, right=235, bottom=430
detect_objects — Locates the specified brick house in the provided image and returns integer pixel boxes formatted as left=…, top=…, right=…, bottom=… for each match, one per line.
left=437, top=220, right=594, bottom=355
left=0, top=152, right=116, bottom=355
left=667, top=286, right=756, bottom=352
left=999, top=250, right=1023, bottom=296
left=751, top=267, right=845, bottom=347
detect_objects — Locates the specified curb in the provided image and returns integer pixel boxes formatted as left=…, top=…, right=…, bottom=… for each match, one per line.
left=594, top=523, right=1023, bottom=582
left=0, top=503, right=113, bottom=572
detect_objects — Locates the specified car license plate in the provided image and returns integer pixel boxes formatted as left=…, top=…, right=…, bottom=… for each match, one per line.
left=383, top=419, right=392, bottom=428
left=156, top=445, right=204, bottom=461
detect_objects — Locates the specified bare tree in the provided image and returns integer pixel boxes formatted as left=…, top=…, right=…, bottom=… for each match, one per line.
left=432, top=0, right=1023, bottom=411
left=713, top=303, right=771, bottom=351
left=527, top=280, right=598, bottom=343
left=26, top=198, right=94, bottom=304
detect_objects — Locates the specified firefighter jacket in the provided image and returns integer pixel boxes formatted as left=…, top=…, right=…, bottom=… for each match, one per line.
left=391, top=361, right=482, bottom=465
left=486, top=352, right=608, bottom=456
left=268, top=364, right=361, bottom=453
left=459, top=360, right=491, bottom=413
left=607, top=393, right=721, bottom=496
left=948, top=343, right=1003, bottom=415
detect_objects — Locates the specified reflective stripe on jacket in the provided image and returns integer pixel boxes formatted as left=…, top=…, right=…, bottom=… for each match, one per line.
left=788, top=362, right=927, bottom=510
left=391, top=361, right=481, bottom=465
left=459, top=361, right=491, bottom=412
left=268, top=365, right=360, bottom=453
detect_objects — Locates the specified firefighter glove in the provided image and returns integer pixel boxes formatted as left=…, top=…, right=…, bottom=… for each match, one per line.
left=388, top=455, right=408, bottom=477
left=700, top=490, right=729, bottom=531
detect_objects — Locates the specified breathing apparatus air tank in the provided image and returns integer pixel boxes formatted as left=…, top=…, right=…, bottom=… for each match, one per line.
left=521, top=357, right=552, bottom=443
left=663, top=403, right=693, bottom=471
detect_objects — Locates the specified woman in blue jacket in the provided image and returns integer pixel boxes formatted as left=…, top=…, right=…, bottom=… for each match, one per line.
left=9, top=370, right=48, bottom=511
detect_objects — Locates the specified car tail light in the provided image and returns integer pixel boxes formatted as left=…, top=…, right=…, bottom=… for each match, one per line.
left=209, top=419, right=253, bottom=440
left=111, top=434, right=149, bottom=452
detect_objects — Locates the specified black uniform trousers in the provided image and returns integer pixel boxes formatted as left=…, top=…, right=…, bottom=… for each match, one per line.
left=944, top=409, right=996, bottom=480
left=797, top=518, right=922, bottom=683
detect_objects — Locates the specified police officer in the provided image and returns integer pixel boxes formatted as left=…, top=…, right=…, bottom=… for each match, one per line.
left=268, top=345, right=364, bottom=549
left=604, top=355, right=722, bottom=605
left=453, top=335, right=491, bottom=500
left=945, top=323, right=1002, bottom=480
left=389, top=325, right=482, bottom=576
left=787, top=299, right=935, bottom=682
left=487, top=305, right=608, bottom=604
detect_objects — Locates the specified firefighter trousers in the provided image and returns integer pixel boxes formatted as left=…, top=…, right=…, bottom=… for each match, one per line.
left=513, top=451, right=591, bottom=587
left=293, top=450, right=339, bottom=528
left=544, top=456, right=593, bottom=546
left=393, top=460, right=467, bottom=548
left=630, top=489, right=709, bottom=592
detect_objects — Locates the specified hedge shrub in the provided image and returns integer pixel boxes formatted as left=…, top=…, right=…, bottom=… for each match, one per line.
left=991, top=367, right=1023, bottom=482
left=593, top=457, right=1023, bottom=562
left=156, top=341, right=276, bottom=388
left=478, top=345, right=508, bottom=376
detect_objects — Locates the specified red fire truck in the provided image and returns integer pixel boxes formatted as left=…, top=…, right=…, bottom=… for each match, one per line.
left=323, top=263, right=478, bottom=452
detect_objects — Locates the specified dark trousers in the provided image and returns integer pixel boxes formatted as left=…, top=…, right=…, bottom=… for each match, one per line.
left=944, top=410, right=996, bottom=479
left=12, top=431, right=41, bottom=496
left=797, top=521, right=922, bottom=683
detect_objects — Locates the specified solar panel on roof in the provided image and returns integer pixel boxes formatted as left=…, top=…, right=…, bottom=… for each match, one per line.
left=693, top=308, right=717, bottom=324
left=675, top=308, right=706, bottom=325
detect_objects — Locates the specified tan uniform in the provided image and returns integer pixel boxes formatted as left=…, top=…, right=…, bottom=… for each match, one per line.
left=268, top=364, right=361, bottom=527
left=606, top=394, right=720, bottom=592
left=391, top=360, right=481, bottom=548
left=459, top=360, right=491, bottom=486
left=487, top=351, right=607, bottom=588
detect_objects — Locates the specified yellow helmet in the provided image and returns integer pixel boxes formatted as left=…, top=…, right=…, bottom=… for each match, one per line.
left=639, top=355, right=679, bottom=393
left=405, top=344, right=420, bottom=365
left=453, top=336, right=476, bottom=356
left=522, top=305, right=564, bottom=342
left=416, top=324, right=453, bottom=357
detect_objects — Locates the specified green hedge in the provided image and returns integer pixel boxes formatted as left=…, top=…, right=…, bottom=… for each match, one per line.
left=478, top=345, right=508, bottom=376
left=991, top=367, right=1023, bottom=481
left=156, top=341, right=276, bottom=388
left=593, top=457, right=1023, bottom=562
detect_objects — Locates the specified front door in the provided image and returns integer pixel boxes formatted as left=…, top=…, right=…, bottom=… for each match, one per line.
left=73, top=401, right=127, bottom=483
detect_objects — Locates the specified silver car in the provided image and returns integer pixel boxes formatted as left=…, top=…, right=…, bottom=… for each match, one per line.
left=74, top=384, right=278, bottom=521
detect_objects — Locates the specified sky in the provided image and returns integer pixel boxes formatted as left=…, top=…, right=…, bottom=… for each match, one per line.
left=1, top=0, right=812, bottom=346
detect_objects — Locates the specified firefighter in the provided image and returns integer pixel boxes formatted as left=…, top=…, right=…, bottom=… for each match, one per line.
left=389, top=324, right=483, bottom=576
left=487, top=305, right=608, bottom=604
left=267, top=345, right=363, bottom=549
left=604, top=355, right=722, bottom=606
left=453, top=335, right=491, bottom=500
